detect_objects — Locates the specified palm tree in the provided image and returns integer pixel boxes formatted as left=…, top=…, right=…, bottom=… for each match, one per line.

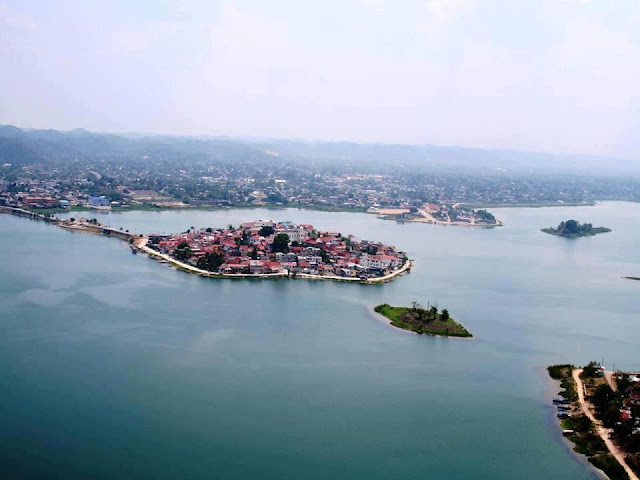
left=441, top=309, right=450, bottom=322
left=430, top=305, right=438, bottom=321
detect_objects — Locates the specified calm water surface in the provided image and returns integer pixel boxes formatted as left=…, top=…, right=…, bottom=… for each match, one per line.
left=1, top=202, right=639, bottom=479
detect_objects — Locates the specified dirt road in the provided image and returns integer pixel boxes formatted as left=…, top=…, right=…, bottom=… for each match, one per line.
left=573, top=368, right=638, bottom=480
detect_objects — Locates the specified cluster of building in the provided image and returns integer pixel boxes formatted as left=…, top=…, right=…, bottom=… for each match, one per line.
left=148, top=220, right=407, bottom=278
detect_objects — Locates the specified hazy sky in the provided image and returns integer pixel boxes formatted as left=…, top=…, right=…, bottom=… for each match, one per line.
left=1, top=0, right=639, bottom=158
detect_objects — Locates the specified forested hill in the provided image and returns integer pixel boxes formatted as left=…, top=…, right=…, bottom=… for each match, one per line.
left=1, top=125, right=639, bottom=176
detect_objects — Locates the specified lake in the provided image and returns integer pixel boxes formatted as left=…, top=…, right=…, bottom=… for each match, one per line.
left=1, top=202, right=639, bottom=479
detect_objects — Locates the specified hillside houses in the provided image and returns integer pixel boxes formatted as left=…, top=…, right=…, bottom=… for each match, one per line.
left=148, top=220, right=407, bottom=278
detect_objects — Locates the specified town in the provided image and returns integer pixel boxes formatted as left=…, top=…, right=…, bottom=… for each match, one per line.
left=144, top=220, right=409, bottom=281
left=3, top=126, right=640, bottom=222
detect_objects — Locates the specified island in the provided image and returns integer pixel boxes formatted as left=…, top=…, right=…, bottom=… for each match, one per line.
left=374, top=303, right=472, bottom=337
left=547, top=363, right=640, bottom=480
left=137, top=220, right=410, bottom=283
left=541, top=219, right=611, bottom=238
left=0, top=206, right=412, bottom=284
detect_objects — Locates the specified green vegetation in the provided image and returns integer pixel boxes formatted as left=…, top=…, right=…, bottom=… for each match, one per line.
left=547, top=364, right=577, bottom=402
left=542, top=219, right=611, bottom=238
left=258, top=225, right=275, bottom=236
left=272, top=233, right=290, bottom=253
left=562, top=415, right=605, bottom=456
left=196, top=252, right=224, bottom=272
left=548, top=364, right=633, bottom=480
left=592, top=384, right=623, bottom=428
left=627, top=455, right=640, bottom=477
left=589, top=454, right=629, bottom=480
left=374, top=303, right=472, bottom=338
left=172, top=242, right=193, bottom=261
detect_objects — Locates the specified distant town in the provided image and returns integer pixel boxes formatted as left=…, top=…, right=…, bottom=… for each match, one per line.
left=3, top=126, right=640, bottom=226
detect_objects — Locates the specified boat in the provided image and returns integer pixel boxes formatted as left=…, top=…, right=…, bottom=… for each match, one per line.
left=562, top=430, right=575, bottom=436
left=557, top=405, right=571, bottom=411
left=553, top=398, right=570, bottom=405
left=557, top=412, right=572, bottom=419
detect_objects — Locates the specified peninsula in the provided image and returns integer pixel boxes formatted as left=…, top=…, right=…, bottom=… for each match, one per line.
left=547, top=363, right=640, bottom=480
left=369, top=204, right=501, bottom=227
left=542, top=219, right=611, bottom=238
left=374, top=303, right=472, bottom=337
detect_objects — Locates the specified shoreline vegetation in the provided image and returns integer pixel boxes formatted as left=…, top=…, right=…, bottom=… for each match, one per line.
left=547, top=364, right=640, bottom=480
left=374, top=303, right=472, bottom=337
left=542, top=219, right=611, bottom=238
left=0, top=206, right=412, bottom=285
left=369, top=205, right=502, bottom=228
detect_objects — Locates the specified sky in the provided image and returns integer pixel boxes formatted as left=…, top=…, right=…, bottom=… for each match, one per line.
left=1, top=0, right=639, bottom=158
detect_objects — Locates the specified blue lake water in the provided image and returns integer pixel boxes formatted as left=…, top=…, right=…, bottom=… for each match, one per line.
left=1, top=202, right=639, bottom=479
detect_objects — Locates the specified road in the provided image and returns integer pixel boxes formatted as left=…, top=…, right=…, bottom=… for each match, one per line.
left=572, top=369, right=638, bottom=480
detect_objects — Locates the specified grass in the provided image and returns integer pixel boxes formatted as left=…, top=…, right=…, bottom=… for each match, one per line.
left=374, top=304, right=472, bottom=338
left=541, top=227, right=612, bottom=238
left=547, top=364, right=578, bottom=402
left=589, top=454, right=630, bottom=480
left=627, top=454, right=640, bottom=477
left=548, top=364, right=631, bottom=480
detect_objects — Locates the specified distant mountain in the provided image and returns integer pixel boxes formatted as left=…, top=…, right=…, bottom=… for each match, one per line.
left=0, top=125, right=637, bottom=175
left=0, top=125, right=271, bottom=166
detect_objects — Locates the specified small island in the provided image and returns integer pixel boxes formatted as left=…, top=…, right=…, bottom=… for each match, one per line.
left=374, top=303, right=472, bottom=337
left=541, top=219, right=611, bottom=238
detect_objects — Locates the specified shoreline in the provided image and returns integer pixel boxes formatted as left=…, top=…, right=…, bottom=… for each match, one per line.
left=370, top=207, right=503, bottom=228
left=373, top=304, right=473, bottom=338
left=137, top=237, right=412, bottom=283
left=548, top=364, right=638, bottom=480
left=572, top=368, right=639, bottom=480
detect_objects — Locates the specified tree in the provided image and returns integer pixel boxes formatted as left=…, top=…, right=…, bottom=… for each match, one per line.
left=196, top=252, right=224, bottom=271
left=411, top=301, right=421, bottom=311
left=441, top=309, right=450, bottom=322
left=272, top=233, right=290, bottom=253
left=564, top=219, right=579, bottom=234
left=259, top=225, right=274, bottom=236
left=173, top=243, right=193, bottom=261
left=430, top=305, right=438, bottom=321
left=583, top=361, right=600, bottom=378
